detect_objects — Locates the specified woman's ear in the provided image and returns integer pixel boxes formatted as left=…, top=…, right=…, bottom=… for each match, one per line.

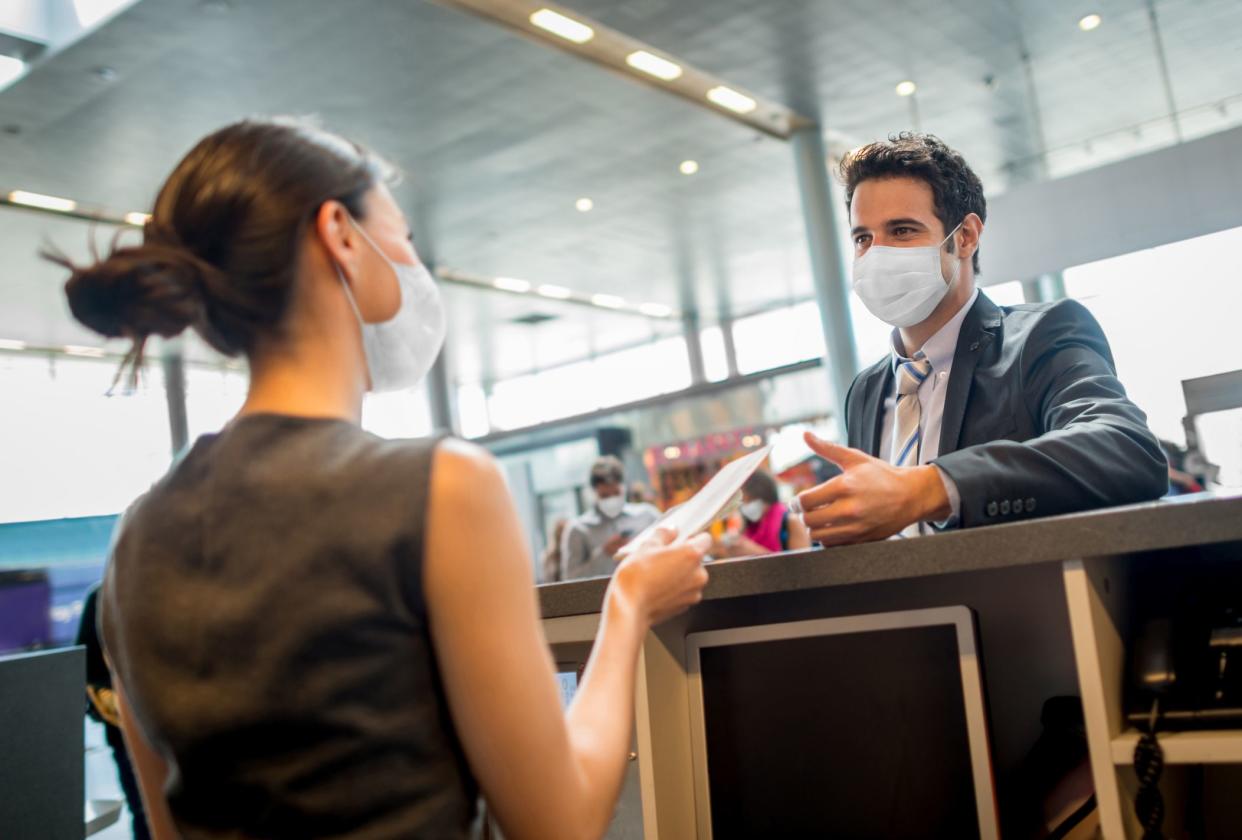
left=314, top=200, right=360, bottom=282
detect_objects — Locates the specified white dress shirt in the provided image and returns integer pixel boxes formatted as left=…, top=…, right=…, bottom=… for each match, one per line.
left=878, top=289, right=978, bottom=525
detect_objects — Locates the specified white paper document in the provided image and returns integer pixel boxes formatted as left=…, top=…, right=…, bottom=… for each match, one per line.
left=615, top=444, right=773, bottom=559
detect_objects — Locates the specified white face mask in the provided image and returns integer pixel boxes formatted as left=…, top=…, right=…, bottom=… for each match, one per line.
left=337, top=219, right=447, bottom=393
left=740, top=499, right=767, bottom=523
left=852, top=222, right=963, bottom=328
left=597, top=495, right=625, bottom=519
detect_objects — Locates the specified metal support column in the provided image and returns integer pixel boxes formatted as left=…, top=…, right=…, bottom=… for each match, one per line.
left=683, top=311, right=707, bottom=386
left=427, top=348, right=457, bottom=435
left=720, top=316, right=740, bottom=379
left=161, top=346, right=189, bottom=457
left=792, top=124, right=858, bottom=441
left=1022, top=272, right=1068, bottom=303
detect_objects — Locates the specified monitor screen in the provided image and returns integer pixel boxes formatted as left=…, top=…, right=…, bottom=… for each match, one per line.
left=688, top=607, right=996, bottom=839
left=0, top=572, right=52, bottom=655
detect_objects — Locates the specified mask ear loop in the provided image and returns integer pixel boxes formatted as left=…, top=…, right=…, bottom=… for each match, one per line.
left=940, top=220, right=966, bottom=287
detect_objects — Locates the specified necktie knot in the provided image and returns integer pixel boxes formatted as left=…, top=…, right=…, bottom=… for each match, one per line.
left=897, top=356, right=932, bottom=397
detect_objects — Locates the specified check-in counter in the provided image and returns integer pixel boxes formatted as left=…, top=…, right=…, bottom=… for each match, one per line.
left=538, top=492, right=1242, bottom=839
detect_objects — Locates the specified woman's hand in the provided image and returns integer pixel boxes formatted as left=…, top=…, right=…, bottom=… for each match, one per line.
left=607, top=527, right=711, bottom=627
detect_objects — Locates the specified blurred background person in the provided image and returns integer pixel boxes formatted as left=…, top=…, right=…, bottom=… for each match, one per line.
left=76, top=584, right=150, bottom=840
left=713, top=470, right=810, bottom=558
left=562, top=456, right=660, bottom=580
left=540, top=517, right=568, bottom=583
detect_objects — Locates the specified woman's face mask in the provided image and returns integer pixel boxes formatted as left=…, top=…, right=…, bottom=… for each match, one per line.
left=336, top=217, right=447, bottom=393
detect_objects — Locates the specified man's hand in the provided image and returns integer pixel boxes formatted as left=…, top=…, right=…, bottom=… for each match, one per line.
left=603, top=533, right=630, bottom=559
left=796, top=432, right=951, bottom=546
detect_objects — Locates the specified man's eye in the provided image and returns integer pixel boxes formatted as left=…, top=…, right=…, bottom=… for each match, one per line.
left=894, top=227, right=915, bottom=235
left=854, top=235, right=871, bottom=246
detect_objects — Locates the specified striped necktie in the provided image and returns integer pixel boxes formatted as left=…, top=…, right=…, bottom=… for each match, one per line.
left=890, top=354, right=932, bottom=469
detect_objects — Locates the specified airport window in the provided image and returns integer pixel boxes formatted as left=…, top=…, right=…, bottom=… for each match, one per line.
left=360, top=382, right=435, bottom=440
left=1064, top=225, right=1242, bottom=475
left=732, top=301, right=827, bottom=375
left=0, top=354, right=171, bottom=523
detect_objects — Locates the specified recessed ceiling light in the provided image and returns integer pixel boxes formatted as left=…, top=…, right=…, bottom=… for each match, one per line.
left=895, top=80, right=917, bottom=97
left=626, top=50, right=683, bottom=81
left=0, top=338, right=27, bottom=351
left=64, top=344, right=105, bottom=358
left=493, top=276, right=532, bottom=293
left=124, top=211, right=150, bottom=226
left=536, top=284, right=573, bottom=299
left=1078, top=13, right=1102, bottom=31
left=679, top=160, right=699, bottom=175
left=639, top=302, right=674, bottom=318
left=7, top=190, right=78, bottom=212
left=575, top=197, right=594, bottom=212
left=706, top=85, right=757, bottom=114
left=591, top=293, right=626, bottom=309
left=529, top=8, right=594, bottom=44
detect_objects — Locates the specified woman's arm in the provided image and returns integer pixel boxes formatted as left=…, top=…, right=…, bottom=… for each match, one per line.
left=424, top=439, right=709, bottom=840
left=115, top=683, right=179, bottom=840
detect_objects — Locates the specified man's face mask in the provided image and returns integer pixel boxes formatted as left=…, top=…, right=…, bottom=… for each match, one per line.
left=852, top=221, right=964, bottom=328
left=336, top=217, right=447, bottom=393
left=597, top=495, right=625, bottom=519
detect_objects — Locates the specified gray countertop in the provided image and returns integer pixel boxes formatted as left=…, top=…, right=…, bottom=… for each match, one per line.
left=538, top=491, right=1242, bottom=619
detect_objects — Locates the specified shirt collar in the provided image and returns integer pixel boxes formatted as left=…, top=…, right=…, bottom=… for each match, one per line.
left=889, top=288, right=979, bottom=373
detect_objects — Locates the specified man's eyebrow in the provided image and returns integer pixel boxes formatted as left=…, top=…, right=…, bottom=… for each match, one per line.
left=885, top=217, right=928, bottom=229
left=850, top=225, right=869, bottom=236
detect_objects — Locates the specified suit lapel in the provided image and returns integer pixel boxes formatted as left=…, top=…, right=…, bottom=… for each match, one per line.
left=938, top=292, right=1003, bottom=455
left=860, top=364, right=892, bottom=457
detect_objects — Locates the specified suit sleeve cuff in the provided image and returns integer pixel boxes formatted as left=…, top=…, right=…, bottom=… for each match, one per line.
left=933, top=465, right=962, bottom=529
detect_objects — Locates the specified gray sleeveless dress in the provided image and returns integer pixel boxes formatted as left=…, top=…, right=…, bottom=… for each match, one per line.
left=100, top=414, right=478, bottom=838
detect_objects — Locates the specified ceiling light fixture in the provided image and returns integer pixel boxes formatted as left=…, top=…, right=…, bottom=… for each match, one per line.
left=706, top=85, right=757, bottom=114
left=124, top=211, right=150, bottom=226
left=493, top=276, right=533, bottom=293
left=536, top=284, right=573, bottom=300
left=529, top=8, right=594, bottom=43
left=895, top=80, right=917, bottom=97
left=575, top=197, right=594, bottom=212
left=639, top=303, right=674, bottom=318
left=1078, top=13, right=1102, bottom=31
left=0, top=338, right=28, bottom=351
left=626, top=50, right=682, bottom=81
left=8, top=190, right=78, bottom=213
left=679, top=160, right=699, bottom=175
left=591, top=293, right=626, bottom=309
left=64, top=345, right=105, bottom=358
left=0, top=56, right=26, bottom=90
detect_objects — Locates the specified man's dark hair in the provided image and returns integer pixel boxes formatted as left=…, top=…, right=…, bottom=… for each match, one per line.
left=838, top=132, right=987, bottom=274
left=742, top=470, right=779, bottom=505
left=589, top=456, right=625, bottom=488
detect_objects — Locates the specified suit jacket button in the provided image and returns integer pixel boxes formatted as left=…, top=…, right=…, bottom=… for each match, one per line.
left=1025, top=497, right=1036, bottom=512
left=1000, top=500, right=1011, bottom=515
left=987, top=501, right=998, bottom=517
left=1013, top=499, right=1024, bottom=514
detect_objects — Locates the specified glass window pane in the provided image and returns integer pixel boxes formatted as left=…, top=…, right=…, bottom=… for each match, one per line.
left=700, top=326, right=730, bottom=382
left=185, top=366, right=247, bottom=440
left=733, top=302, right=826, bottom=375
left=0, top=355, right=171, bottom=523
left=983, top=280, right=1025, bottom=307
left=456, top=383, right=490, bottom=439
left=1063, top=225, right=1242, bottom=448
left=361, top=383, right=434, bottom=439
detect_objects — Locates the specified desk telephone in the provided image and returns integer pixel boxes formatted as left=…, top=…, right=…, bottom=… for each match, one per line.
left=1127, top=607, right=1242, bottom=729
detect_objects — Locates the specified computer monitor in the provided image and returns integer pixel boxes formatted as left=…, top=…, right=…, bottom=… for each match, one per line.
left=686, top=606, right=998, bottom=839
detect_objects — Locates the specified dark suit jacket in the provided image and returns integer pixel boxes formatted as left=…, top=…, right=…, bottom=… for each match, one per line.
left=844, top=292, right=1167, bottom=528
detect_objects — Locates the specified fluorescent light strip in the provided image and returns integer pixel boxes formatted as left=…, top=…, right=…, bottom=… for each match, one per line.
left=639, top=303, right=673, bottom=318
left=626, top=50, right=682, bottom=81
left=706, top=85, right=757, bottom=114
left=529, top=8, right=594, bottom=43
left=64, top=345, right=105, bottom=358
left=0, top=338, right=28, bottom=351
left=125, top=211, right=151, bottom=226
left=536, top=284, right=573, bottom=300
left=8, top=190, right=78, bottom=213
left=493, top=276, right=532, bottom=293
left=591, top=293, right=626, bottom=309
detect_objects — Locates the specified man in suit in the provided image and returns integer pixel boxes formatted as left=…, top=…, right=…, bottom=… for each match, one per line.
left=796, top=132, right=1167, bottom=545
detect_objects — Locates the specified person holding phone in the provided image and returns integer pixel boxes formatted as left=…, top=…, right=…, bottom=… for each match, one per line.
left=561, top=456, right=661, bottom=581
left=51, top=118, right=710, bottom=840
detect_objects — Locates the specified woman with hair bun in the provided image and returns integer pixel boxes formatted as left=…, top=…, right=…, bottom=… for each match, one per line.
left=52, top=118, right=710, bottom=840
